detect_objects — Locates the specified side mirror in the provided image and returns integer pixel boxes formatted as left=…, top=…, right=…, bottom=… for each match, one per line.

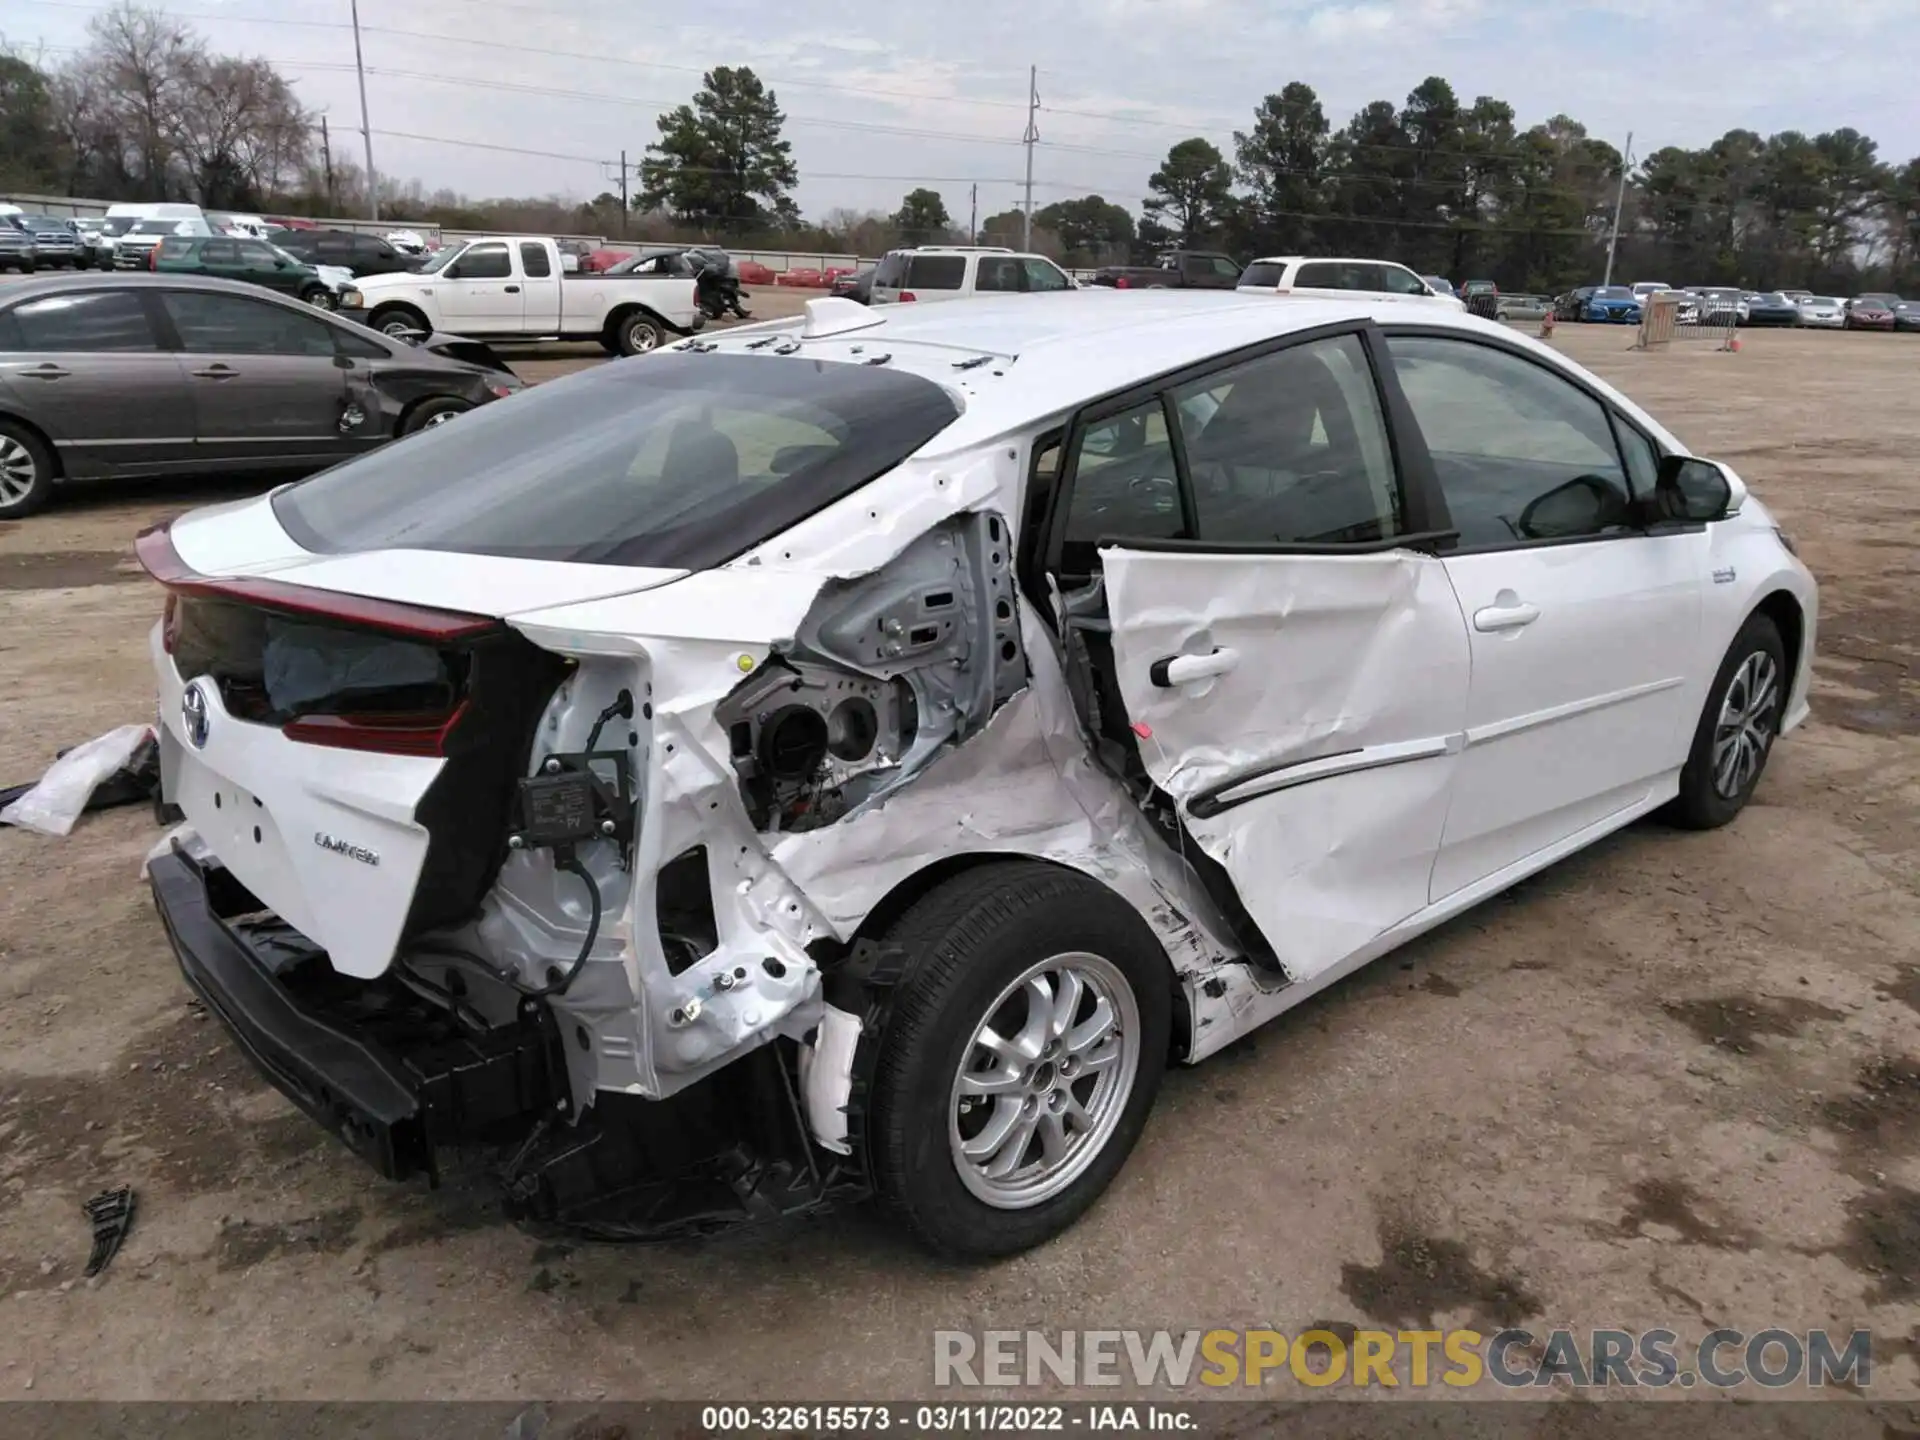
left=1654, top=454, right=1735, bottom=523
left=274, top=258, right=289, bottom=268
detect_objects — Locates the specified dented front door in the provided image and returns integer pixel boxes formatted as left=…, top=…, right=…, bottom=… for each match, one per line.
left=1100, top=546, right=1471, bottom=982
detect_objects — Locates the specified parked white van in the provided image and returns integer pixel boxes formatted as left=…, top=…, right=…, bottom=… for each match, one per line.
left=870, top=246, right=1076, bottom=304
left=1236, top=256, right=1466, bottom=310
left=95, top=202, right=205, bottom=264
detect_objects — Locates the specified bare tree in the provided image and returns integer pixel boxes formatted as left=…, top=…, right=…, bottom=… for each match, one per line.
left=84, top=3, right=202, bottom=198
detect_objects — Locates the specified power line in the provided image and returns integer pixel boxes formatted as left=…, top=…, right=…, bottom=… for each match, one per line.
left=17, top=0, right=1582, bottom=168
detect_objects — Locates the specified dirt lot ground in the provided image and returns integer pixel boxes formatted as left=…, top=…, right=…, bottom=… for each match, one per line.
left=0, top=315, right=1916, bottom=1406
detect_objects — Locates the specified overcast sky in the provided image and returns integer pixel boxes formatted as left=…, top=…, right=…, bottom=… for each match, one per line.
left=13, top=0, right=1920, bottom=220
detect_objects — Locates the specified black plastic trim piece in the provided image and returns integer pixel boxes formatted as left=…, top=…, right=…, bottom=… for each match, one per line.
left=1101, top=527, right=1459, bottom=557
left=149, top=847, right=435, bottom=1182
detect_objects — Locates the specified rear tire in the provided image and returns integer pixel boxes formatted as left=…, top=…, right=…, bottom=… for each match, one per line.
left=867, top=862, right=1171, bottom=1258
left=613, top=312, right=665, bottom=356
left=1663, top=613, right=1786, bottom=830
left=400, top=396, right=470, bottom=434
left=302, top=285, right=337, bottom=311
left=0, top=421, right=56, bottom=520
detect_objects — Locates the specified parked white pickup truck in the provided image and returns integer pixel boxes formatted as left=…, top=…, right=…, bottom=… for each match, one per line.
left=340, top=235, right=704, bottom=355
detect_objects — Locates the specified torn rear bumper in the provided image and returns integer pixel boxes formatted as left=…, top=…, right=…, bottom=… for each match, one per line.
left=148, top=846, right=559, bottom=1184
left=148, top=844, right=867, bottom=1237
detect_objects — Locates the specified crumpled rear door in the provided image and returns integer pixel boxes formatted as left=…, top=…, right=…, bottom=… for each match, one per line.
left=1099, top=545, right=1472, bottom=982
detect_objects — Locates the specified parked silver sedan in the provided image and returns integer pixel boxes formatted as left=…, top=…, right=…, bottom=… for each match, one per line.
left=1798, top=295, right=1846, bottom=329
left=0, top=273, right=523, bottom=519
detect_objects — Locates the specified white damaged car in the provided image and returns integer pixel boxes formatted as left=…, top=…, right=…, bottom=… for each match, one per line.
left=141, top=290, right=1817, bottom=1256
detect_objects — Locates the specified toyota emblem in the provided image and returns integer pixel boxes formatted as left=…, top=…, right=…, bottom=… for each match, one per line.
left=181, top=681, right=211, bottom=750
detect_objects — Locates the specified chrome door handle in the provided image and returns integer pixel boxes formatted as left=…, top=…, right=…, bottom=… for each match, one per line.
left=1474, top=602, right=1540, bottom=632
left=191, top=364, right=238, bottom=380
left=1149, top=647, right=1241, bottom=688
left=14, top=364, right=71, bottom=380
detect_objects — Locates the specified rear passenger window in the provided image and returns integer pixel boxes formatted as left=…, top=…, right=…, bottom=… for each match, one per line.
left=199, top=240, right=238, bottom=264
left=520, top=243, right=553, bottom=277
left=1295, top=262, right=1348, bottom=289
left=976, top=257, right=1021, bottom=292
left=1172, top=333, right=1401, bottom=545
left=1385, top=334, right=1633, bottom=548
left=906, top=255, right=965, bottom=290
left=8, top=291, right=157, bottom=352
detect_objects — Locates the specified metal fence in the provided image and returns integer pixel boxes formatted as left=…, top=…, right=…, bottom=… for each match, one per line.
left=1637, top=292, right=1737, bottom=351
left=1635, top=291, right=1743, bottom=351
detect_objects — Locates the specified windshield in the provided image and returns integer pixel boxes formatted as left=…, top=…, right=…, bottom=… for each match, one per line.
left=413, top=245, right=461, bottom=274
left=273, top=354, right=962, bottom=570
left=1811, top=297, right=1839, bottom=306
left=1597, top=286, right=1633, bottom=299
left=271, top=245, right=306, bottom=266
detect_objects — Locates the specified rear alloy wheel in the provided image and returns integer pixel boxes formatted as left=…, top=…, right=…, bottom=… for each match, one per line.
left=0, top=423, right=56, bottom=520
left=615, top=313, right=664, bottom=356
left=401, top=397, right=470, bottom=434
left=867, top=862, right=1170, bottom=1258
left=1664, top=612, right=1786, bottom=830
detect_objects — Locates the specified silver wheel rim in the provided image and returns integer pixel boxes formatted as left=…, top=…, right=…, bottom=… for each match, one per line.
left=627, top=320, right=659, bottom=353
left=421, top=409, right=460, bottom=428
left=381, top=317, right=416, bottom=337
left=948, top=950, right=1140, bottom=1210
left=0, top=435, right=39, bottom=505
left=1712, top=650, right=1779, bottom=799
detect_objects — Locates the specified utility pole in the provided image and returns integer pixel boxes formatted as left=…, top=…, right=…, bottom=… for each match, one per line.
left=1021, top=65, right=1039, bottom=250
left=319, top=114, right=335, bottom=214
left=1602, top=129, right=1632, bottom=288
left=602, top=153, right=641, bottom=240
left=969, top=183, right=977, bottom=245
left=349, top=0, right=378, bottom=222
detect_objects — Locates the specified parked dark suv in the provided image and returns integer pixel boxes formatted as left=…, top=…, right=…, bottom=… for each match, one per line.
left=154, top=234, right=337, bottom=308
left=268, top=228, right=420, bottom=277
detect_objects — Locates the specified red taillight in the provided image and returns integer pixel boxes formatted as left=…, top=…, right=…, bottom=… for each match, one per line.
left=898, top=291, right=917, bottom=302
left=282, top=703, right=469, bottom=757
left=135, top=522, right=500, bottom=644
left=1115, top=277, right=1131, bottom=289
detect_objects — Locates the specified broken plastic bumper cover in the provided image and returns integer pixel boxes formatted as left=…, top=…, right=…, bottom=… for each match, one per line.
left=147, top=844, right=558, bottom=1186
left=147, top=844, right=868, bottom=1238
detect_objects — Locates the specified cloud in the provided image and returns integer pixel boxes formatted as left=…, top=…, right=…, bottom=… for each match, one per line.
left=14, top=0, right=1920, bottom=218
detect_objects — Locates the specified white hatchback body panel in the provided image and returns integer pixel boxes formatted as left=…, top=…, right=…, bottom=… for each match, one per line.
left=148, top=291, right=1819, bottom=1121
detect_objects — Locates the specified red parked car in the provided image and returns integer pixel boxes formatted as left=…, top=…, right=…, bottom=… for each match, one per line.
left=736, top=260, right=775, bottom=285
left=1846, top=297, right=1897, bottom=331
left=777, top=267, right=825, bottom=287
left=579, top=249, right=629, bottom=273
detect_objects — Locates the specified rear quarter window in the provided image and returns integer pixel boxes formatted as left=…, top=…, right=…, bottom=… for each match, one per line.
left=906, top=255, right=966, bottom=290
left=273, top=354, right=962, bottom=570
left=1239, top=261, right=1285, bottom=288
